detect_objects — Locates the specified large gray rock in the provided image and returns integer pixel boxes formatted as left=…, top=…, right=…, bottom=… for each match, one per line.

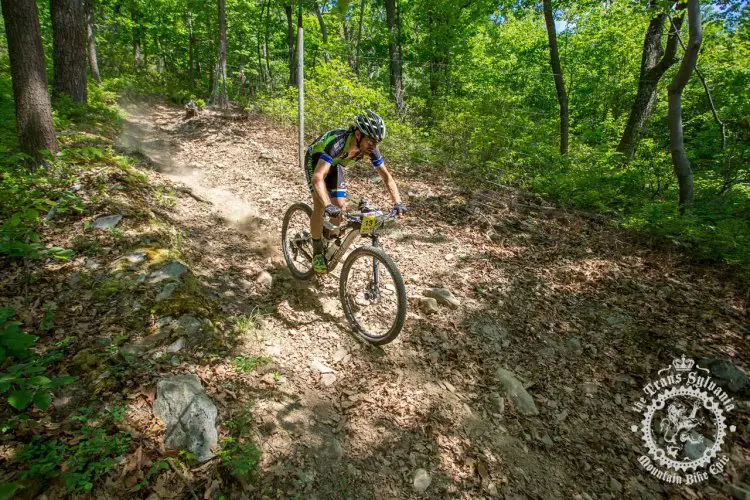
left=683, top=431, right=713, bottom=461
left=92, top=215, right=122, bottom=230
left=699, top=359, right=750, bottom=397
left=153, top=374, right=218, bottom=462
left=423, top=288, right=460, bottom=309
left=148, top=261, right=188, bottom=283
left=496, top=368, right=539, bottom=416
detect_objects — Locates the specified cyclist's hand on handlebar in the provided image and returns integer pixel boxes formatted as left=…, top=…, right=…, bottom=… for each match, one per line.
left=324, top=204, right=341, bottom=218
left=392, top=202, right=407, bottom=216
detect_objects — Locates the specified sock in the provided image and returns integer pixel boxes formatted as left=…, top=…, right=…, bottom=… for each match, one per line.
left=312, top=238, right=323, bottom=255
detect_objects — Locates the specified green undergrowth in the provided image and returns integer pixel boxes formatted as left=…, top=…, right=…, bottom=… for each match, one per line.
left=2, top=405, right=131, bottom=496
left=521, top=144, right=750, bottom=280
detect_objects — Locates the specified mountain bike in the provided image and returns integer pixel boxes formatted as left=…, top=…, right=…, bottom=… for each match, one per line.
left=281, top=200, right=407, bottom=345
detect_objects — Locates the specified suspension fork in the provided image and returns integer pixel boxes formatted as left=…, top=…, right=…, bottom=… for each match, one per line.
left=371, top=235, right=380, bottom=298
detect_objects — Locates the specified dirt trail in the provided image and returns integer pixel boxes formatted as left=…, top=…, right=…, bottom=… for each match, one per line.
left=117, top=99, right=749, bottom=499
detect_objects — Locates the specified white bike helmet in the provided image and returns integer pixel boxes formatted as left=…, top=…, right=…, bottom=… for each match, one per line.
left=354, top=109, right=386, bottom=142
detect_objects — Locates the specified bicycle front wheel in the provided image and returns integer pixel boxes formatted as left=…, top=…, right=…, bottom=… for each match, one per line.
left=281, top=202, right=315, bottom=280
left=339, top=246, right=407, bottom=345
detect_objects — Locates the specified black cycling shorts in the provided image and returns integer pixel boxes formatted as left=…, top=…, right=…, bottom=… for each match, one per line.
left=304, top=149, right=347, bottom=199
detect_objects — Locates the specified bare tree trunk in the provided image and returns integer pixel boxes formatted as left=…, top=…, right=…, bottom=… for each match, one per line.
left=542, top=0, right=569, bottom=155
left=51, top=0, right=87, bottom=104
left=188, top=11, right=195, bottom=90
left=256, top=0, right=267, bottom=86
left=668, top=0, right=701, bottom=211
left=85, top=0, right=101, bottom=82
left=617, top=13, right=683, bottom=162
left=212, top=0, right=229, bottom=107
left=314, top=2, right=329, bottom=63
left=385, top=0, right=404, bottom=110
left=1, top=0, right=59, bottom=166
left=355, top=0, right=365, bottom=76
left=342, top=22, right=356, bottom=72
left=285, top=4, right=297, bottom=86
left=264, top=5, right=273, bottom=89
left=132, top=4, right=142, bottom=70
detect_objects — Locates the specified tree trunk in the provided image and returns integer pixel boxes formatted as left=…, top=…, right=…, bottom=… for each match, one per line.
left=668, top=0, right=701, bottom=211
left=285, top=4, right=297, bottom=86
left=617, top=13, right=683, bottom=162
left=51, top=0, right=87, bottom=104
left=355, top=0, right=365, bottom=76
left=342, top=22, right=356, bottom=72
left=132, top=5, right=142, bottom=70
left=314, top=2, right=329, bottom=63
left=385, top=0, right=404, bottom=110
left=1, top=0, right=59, bottom=166
left=256, top=0, right=267, bottom=86
left=264, top=5, right=273, bottom=89
left=188, top=11, right=195, bottom=90
left=85, top=0, right=101, bottom=82
left=212, top=0, right=229, bottom=107
left=542, top=0, right=569, bottom=155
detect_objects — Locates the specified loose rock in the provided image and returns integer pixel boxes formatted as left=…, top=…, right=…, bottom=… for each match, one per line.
left=699, top=359, right=750, bottom=396
left=256, top=271, right=273, bottom=288
left=92, top=215, right=122, bottom=230
left=424, top=288, right=460, bottom=309
left=495, top=368, right=539, bottom=416
left=148, top=261, right=188, bottom=283
left=413, top=468, right=431, bottom=493
left=416, top=297, right=439, bottom=314
left=152, top=374, right=218, bottom=462
left=311, top=359, right=334, bottom=374
left=126, top=251, right=147, bottom=264
left=167, top=337, right=186, bottom=353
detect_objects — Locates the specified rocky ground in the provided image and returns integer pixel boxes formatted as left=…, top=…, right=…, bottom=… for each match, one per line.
left=2, top=98, right=748, bottom=499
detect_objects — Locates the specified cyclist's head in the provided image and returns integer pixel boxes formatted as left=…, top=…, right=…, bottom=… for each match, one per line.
left=354, top=109, right=386, bottom=147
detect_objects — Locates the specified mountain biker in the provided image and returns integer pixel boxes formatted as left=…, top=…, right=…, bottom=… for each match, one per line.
left=304, top=109, right=406, bottom=274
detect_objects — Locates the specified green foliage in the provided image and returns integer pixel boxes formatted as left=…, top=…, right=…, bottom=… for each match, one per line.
left=0, top=307, right=76, bottom=412
left=218, top=437, right=261, bottom=478
left=14, top=406, right=131, bottom=493
left=133, top=458, right=170, bottom=491
left=219, top=405, right=261, bottom=478
left=231, top=354, right=270, bottom=373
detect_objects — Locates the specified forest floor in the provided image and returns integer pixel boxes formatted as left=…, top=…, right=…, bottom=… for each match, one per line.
left=2, top=97, right=748, bottom=499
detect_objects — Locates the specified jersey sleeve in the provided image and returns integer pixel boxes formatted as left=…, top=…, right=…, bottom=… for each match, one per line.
left=369, top=146, right=384, bottom=167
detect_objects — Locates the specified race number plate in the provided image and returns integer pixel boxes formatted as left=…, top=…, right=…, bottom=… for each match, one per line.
left=361, top=215, right=377, bottom=233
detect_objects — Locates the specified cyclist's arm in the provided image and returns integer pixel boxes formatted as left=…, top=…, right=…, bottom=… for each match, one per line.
left=374, top=163, right=402, bottom=205
left=312, top=158, right=333, bottom=206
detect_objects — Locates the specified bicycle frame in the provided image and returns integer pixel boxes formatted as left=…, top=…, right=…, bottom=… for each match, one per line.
left=325, top=230, right=380, bottom=271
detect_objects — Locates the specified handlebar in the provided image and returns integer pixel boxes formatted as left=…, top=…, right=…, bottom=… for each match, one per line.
left=345, top=208, right=398, bottom=223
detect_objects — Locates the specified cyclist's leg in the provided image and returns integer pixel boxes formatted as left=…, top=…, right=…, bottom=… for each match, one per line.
left=305, top=150, right=324, bottom=241
left=328, top=164, right=347, bottom=224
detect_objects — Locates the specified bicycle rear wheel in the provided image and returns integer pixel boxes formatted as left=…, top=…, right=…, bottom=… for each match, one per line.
left=281, top=203, right=315, bottom=280
left=339, top=246, right=407, bottom=345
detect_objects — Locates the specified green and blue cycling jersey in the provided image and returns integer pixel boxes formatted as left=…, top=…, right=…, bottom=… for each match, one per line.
left=304, top=128, right=384, bottom=199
